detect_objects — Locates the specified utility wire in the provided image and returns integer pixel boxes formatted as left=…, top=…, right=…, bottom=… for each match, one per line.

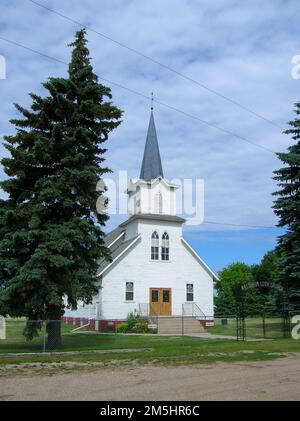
left=0, top=35, right=67, bottom=65
left=0, top=36, right=280, bottom=228
left=0, top=184, right=279, bottom=229
left=28, top=0, right=284, bottom=131
left=109, top=206, right=279, bottom=228
left=0, top=35, right=276, bottom=154
left=202, top=220, right=278, bottom=229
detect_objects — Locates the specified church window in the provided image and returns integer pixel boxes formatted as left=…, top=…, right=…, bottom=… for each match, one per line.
left=186, top=284, right=194, bottom=302
left=151, top=289, right=159, bottom=302
left=125, top=282, right=134, bottom=301
left=151, top=231, right=159, bottom=260
left=161, top=232, right=169, bottom=261
left=163, top=289, right=170, bottom=303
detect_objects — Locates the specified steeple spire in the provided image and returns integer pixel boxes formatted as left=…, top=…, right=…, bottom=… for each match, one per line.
left=140, top=110, right=164, bottom=181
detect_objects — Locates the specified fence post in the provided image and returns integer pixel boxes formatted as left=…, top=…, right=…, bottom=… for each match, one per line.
left=262, top=314, right=266, bottom=339
left=236, top=315, right=245, bottom=341
left=182, top=304, right=184, bottom=337
left=0, top=316, right=6, bottom=340
left=43, top=320, right=47, bottom=353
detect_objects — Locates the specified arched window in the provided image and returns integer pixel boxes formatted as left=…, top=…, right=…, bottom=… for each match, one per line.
left=161, top=232, right=169, bottom=261
left=151, top=231, right=159, bottom=260
left=155, top=192, right=163, bottom=214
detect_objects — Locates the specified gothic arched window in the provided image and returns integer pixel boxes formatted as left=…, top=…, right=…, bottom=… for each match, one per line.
left=161, top=232, right=170, bottom=261
left=151, top=231, right=159, bottom=260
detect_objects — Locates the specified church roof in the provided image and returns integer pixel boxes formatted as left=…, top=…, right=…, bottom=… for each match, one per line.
left=120, top=214, right=185, bottom=227
left=97, top=229, right=140, bottom=276
left=140, top=112, right=164, bottom=181
left=103, top=226, right=124, bottom=247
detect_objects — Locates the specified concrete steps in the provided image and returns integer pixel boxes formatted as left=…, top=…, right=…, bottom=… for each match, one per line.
left=157, top=316, right=205, bottom=334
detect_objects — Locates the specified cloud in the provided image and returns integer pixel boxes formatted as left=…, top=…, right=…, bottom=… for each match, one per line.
left=0, top=0, right=297, bottom=267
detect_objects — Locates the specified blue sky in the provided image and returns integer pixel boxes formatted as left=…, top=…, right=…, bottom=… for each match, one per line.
left=0, top=0, right=299, bottom=273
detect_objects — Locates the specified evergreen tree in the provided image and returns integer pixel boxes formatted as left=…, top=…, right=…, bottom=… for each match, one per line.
left=0, top=30, right=122, bottom=347
left=273, top=102, right=300, bottom=311
left=251, top=251, right=280, bottom=287
left=251, top=250, right=281, bottom=314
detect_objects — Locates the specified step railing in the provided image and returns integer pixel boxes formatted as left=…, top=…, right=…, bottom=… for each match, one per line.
left=182, top=303, right=207, bottom=335
left=182, top=303, right=206, bottom=320
left=138, top=303, right=158, bottom=326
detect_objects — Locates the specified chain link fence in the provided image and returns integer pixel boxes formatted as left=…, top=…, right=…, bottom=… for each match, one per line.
left=0, top=318, right=85, bottom=353
left=209, top=313, right=300, bottom=340
left=0, top=313, right=299, bottom=354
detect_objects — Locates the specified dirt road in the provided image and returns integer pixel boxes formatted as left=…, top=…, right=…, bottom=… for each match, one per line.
left=0, top=354, right=299, bottom=401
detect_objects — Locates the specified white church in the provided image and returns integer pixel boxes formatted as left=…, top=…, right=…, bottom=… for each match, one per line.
left=63, top=111, right=218, bottom=333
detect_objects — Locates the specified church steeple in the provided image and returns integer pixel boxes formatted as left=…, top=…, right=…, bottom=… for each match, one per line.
left=140, top=111, right=164, bottom=181
left=127, top=107, right=179, bottom=217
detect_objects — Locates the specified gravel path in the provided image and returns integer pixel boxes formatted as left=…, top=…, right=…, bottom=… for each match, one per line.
left=0, top=354, right=299, bottom=401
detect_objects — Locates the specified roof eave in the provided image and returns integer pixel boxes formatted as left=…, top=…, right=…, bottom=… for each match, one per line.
left=97, top=234, right=141, bottom=277
left=181, top=237, right=219, bottom=282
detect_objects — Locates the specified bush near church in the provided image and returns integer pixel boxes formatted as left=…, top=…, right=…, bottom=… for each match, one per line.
left=116, top=311, right=154, bottom=333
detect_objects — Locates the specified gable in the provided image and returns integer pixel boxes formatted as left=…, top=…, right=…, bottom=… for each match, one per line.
left=181, top=238, right=219, bottom=282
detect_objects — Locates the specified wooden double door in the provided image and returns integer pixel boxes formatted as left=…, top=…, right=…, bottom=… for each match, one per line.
left=150, top=288, right=172, bottom=316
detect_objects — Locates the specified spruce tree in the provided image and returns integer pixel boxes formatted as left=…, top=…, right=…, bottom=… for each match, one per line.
left=273, top=102, right=300, bottom=311
left=0, top=30, right=122, bottom=347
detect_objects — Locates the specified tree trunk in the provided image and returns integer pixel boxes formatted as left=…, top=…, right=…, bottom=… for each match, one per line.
left=46, top=307, right=62, bottom=349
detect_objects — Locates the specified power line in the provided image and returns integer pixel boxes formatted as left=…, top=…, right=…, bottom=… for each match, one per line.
left=0, top=185, right=279, bottom=229
left=28, top=0, right=284, bottom=131
left=0, top=36, right=67, bottom=65
left=96, top=206, right=279, bottom=229
left=202, top=220, right=278, bottom=229
left=0, top=35, right=276, bottom=154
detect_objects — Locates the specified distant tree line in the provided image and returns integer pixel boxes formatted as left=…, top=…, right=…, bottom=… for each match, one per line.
left=216, top=97, right=300, bottom=317
left=214, top=251, right=283, bottom=316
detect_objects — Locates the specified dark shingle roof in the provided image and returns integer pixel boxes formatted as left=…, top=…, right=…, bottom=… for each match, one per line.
left=140, top=112, right=164, bottom=181
left=103, top=226, right=124, bottom=247
left=97, top=231, right=140, bottom=276
left=120, top=214, right=185, bottom=227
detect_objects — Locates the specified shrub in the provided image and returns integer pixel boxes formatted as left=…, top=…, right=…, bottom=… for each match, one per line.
left=133, top=320, right=150, bottom=333
left=126, top=310, right=140, bottom=330
left=116, top=322, right=129, bottom=333
left=116, top=311, right=156, bottom=334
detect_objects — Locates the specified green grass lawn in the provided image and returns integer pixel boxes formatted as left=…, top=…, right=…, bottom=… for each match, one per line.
left=0, top=319, right=76, bottom=353
left=0, top=319, right=299, bottom=367
left=2, top=316, right=288, bottom=355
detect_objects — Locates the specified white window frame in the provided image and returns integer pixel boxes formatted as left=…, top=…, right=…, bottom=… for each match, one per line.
left=125, top=282, right=134, bottom=302
left=186, top=283, right=194, bottom=302
left=151, top=231, right=159, bottom=260
left=161, top=232, right=170, bottom=261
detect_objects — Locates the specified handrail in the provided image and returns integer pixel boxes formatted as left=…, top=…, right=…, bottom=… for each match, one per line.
left=182, top=303, right=206, bottom=319
left=71, top=322, right=90, bottom=333
left=138, top=303, right=149, bottom=318
left=138, top=303, right=158, bottom=327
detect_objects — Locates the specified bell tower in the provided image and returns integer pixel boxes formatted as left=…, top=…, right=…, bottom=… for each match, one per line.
left=127, top=109, right=179, bottom=216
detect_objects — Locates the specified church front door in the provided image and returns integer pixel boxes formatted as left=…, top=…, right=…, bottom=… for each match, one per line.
left=149, top=288, right=172, bottom=316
